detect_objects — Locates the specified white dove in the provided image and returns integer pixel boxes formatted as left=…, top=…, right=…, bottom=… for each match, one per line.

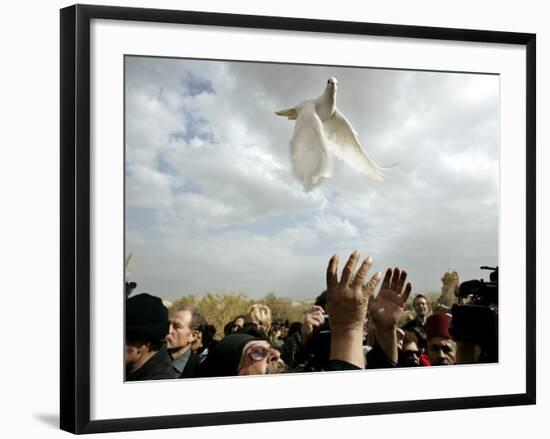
left=275, top=77, right=391, bottom=191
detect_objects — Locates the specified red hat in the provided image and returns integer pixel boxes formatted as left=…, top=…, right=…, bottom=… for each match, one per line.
left=426, top=313, right=452, bottom=340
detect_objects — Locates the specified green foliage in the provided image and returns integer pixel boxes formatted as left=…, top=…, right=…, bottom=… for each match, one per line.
left=169, top=291, right=312, bottom=339
left=170, top=292, right=253, bottom=339
left=258, top=292, right=311, bottom=325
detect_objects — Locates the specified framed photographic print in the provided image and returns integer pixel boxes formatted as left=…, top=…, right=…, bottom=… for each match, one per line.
left=60, top=4, right=536, bottom=434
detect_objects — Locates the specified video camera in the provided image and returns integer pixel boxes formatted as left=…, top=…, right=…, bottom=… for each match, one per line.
left=457, top=266, right=498, bottom=306
left=451, top=266, right=498, bottom=363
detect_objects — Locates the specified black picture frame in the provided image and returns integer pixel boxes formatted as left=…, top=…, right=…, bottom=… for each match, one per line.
left=60, top=4, right=536, bottom=434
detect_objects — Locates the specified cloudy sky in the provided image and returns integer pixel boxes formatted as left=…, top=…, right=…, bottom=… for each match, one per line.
left=125, top=56, right=499, bottom=301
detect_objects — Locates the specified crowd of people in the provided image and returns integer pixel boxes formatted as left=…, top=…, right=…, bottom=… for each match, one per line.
left=125, top=252, right=498, bottom=381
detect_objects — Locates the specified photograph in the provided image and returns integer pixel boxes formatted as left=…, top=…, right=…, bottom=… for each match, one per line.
left=123, top=55, right=500, bottom=381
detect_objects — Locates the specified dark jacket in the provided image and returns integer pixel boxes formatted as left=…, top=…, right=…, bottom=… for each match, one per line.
left=178, top=351, right=201, bottom=378
left=325, top=359, right=361, bottom=371
left=126, top=344, right=178, bottom=381
left=280, top=331, right=307, bottom=370
left=366, top=340, right=397, bottom=369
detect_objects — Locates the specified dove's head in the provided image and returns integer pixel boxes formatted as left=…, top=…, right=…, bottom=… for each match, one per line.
left=326, top=77, right=338, bottom=91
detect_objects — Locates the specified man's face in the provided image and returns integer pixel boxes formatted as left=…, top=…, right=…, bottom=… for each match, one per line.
left=414, top=297, right=428, bottom=318
left=237, top=340, right=286, bottom=375
left=232, top=317, right=245, bottom=333
left=165, top=310, right=196, bottom=352
left=124, top=344, right=141, bottom=366
left=191, top=331, right=203, bottom=352
left=427, top=337, right=457, bottom=365
left=124, top=340, right=149, bottom=368
left=396, top=328, right=405, bottom=350
left=402, top=341, right=420, bottom=366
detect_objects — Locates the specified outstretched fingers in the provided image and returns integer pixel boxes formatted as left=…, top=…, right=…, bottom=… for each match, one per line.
left=351, top=256, right=373, bottom=289
left=395, top=269, right=408, bottom=294
left=340, top=251, right=360, bottom=287
left=364, top=271, right=382, bottom=296
left=390, top=267, right=401, bottom=291
left=326, top=254, right=339, bottom=289
left=381, top=268, right=393, bottom=290
left=401, top=282, right=413, bottom=304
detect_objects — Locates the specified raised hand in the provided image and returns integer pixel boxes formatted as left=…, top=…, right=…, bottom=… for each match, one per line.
left=367, top=268, right=412, bottom=364
left=326, top=251, right=382, bottom=333
left=300, top=305, right=326, bottom=345
left=325, top=251, right=382, bottom=368
left=368, top=268, right=412, bottom=331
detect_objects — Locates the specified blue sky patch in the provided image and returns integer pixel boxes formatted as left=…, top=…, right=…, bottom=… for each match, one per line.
left=182, top=71, right=215, bottom=97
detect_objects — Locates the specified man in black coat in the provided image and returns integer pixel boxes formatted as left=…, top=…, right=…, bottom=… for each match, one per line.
left=125, top=293, right=178, bottom=381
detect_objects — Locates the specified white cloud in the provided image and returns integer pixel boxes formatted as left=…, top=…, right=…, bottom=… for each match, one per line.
left=313, top=215, right=359, bottom=239
left=126, top=164, right=173, bottom=209
left=440, top=148, right=498, bottom=176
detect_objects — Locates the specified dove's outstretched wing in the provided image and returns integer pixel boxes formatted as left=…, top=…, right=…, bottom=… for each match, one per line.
left=323, top=110, right=388, bottom=181
left=290, top=101, right=332, bottom=191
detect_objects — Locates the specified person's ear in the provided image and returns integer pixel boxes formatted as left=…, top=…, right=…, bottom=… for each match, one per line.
left=129, top=342, right=148, bottom=358
left=191, top=330, right=201, bottom=342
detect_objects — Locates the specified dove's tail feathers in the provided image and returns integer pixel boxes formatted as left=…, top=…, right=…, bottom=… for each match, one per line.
left=301, top=174, right=327, bottom=192
left=275, top=108, right=298, bottom=120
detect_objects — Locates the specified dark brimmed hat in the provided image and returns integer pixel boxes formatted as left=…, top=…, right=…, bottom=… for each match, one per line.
left=126, top=293, right=169, bottom=344
left=426, top=313, right=452, bottom=341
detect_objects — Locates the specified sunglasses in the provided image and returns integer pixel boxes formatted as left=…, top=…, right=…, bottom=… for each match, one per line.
left=403, top=350, right=420, bottom=357
left=248, top=345, right=270, bottom=361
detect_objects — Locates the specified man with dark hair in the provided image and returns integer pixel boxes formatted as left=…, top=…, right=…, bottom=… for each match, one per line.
left=165, top=305, right=206, bottom=378
left=401, top=294, right=429, bottom=348
left=224, top=316, right=245, bottom=336
left=192, top=323, right=217, bottom=361
left=398, top=331, right=421, bottom=367
left=125, top=293, right=178, bottom=381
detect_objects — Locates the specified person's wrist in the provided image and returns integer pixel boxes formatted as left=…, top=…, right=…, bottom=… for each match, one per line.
left=330, top=326, right=365, bottom=368
left=373, top=325, right=398, bottom=364
left=331, top=328, right=364, bottom=343
left=329, top=312, right=365, bottom=334
left=374, top=329, right=396, bottom=343
left=299, top=328, right=310, bottom=345
left=331, top=324, right=363, bottom=337
left=373, top=319, right=398, bottom=333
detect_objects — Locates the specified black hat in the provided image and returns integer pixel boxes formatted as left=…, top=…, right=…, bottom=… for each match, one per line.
left=198, top=333, right=259, bottom=377
left=126, top=293, right=169, bottom=344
